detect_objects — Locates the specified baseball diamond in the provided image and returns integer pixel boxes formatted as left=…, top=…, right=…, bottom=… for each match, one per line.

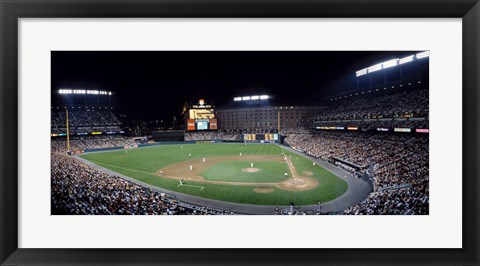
left=79, top=143, right=348, bottom=206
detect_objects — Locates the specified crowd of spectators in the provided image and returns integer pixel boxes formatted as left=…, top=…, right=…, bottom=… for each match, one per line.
left=51, top=109, right=122, bottom=134
left=341, top=183, right=429, bottom=215
left=51, top=135, right=133, bottom=152
left=280, top=127, right=311, bottom=135
left=313, top=89, right=429, bottom=121
left=284, top=129, right=428, bottom=215
left=51, top=152, right=235, bottom=215
left=284, top=131, right=428, bottom=188
left=185, top=130, right=242, bottom=141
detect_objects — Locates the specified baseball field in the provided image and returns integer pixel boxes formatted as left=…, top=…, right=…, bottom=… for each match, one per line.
left=79, top=143, right=348, bottom=206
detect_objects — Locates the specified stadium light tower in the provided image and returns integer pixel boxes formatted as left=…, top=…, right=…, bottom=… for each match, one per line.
left=355, top=51, right=429, bottom=89
left=58, top=89, right=113, bottom=107
left=233, top=95, right=270, bottom=101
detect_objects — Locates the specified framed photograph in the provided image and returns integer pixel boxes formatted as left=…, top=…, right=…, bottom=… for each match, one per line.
left=1, top=0, right=478, bottom=265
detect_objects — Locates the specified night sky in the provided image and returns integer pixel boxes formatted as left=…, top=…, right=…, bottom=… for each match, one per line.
left=51, top=51, right=420, bottom=123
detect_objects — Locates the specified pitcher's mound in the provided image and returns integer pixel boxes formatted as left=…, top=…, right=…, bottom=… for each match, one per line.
left=242, top=167, right=260, bottom=173
left=253, top=187, right=273, bottom=193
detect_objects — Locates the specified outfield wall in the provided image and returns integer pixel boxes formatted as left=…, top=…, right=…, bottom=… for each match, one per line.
left=83, top=141, right=197, bottom=153
left=83, top=139, right=278, bottom=154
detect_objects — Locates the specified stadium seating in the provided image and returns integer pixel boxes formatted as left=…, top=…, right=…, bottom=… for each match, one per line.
left=51, top=109, right=122, bottom=134
left=184, top=130, right=242, bottom=141
left=51, top=136, right=132, bottom=152
left=313, top=89, right=428, bottom=121
left=50, top=152, right=236, bottom=215
left=281, top=86, right=429, bottom=215
left=282, top=130, right=428, bottom=214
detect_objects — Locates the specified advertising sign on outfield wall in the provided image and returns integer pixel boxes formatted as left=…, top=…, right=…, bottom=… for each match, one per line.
left=416, top=128, right=429, bottom=133
left=394, top=128, right=412, bottom=132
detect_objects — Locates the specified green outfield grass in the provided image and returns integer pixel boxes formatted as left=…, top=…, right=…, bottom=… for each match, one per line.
left=79, top=143, right=348, bottom=206
left=201, top=161, right=290, bottom=183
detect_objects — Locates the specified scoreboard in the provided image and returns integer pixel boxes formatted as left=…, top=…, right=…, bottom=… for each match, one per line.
left=244, top=133, right=279, bottom=143
left=265, top=133, right=277, bottom=141
left=187, top=99, right=217, bottom=131
left=187, top=118, right=217, bottom=131
left=189, top=108, right=214, bottom=120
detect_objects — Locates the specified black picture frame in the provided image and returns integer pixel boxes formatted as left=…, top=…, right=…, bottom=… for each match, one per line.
left=1, top=0, right=478, bottom=265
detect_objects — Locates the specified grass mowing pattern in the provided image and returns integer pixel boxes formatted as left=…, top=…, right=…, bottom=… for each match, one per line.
left=80, top=143, right=348, bottom=206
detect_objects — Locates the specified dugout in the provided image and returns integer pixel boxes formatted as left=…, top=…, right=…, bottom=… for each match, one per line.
left=152, top=130, right=185, bottom=142
left=331, top=156, right=364, bottom=172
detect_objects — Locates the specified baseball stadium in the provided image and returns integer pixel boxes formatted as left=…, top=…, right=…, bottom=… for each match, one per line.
left=51, top=51, right=429, bottom=215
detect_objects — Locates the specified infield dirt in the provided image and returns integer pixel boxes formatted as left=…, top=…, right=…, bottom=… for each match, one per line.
left=157, top=155, right=318, bottom=192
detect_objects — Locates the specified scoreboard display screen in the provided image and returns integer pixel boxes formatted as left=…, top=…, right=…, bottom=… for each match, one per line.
left=265, top=134, right=276, bottom=140
left=244, top=134, right=279, bottom=142
left=197, top=121, right=208, bottom=130
left=187, top=119, right=218, bottom=131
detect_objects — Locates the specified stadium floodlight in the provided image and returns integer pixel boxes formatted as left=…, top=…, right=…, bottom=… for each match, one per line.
left=58, top=89, right=112, bottom=95
left=59, top=89, right=73, bottom=94
left=356, top=68, right=368, bottom=77
left=399, top=55, right=414, bottom=64
left=233, top=97, right=242, bottom=101
left=251, top=95, right=260, bottom=100
left=260, top=95, right=269, bottom=100
left=242, top=96, right=251, bottom=101
left=367, top=63, right=382, bottom=73
left=382, top=59, right=398, bottom=69
left=416, top=51, right=430, bottom=59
